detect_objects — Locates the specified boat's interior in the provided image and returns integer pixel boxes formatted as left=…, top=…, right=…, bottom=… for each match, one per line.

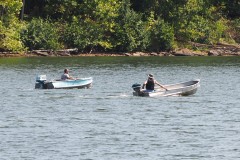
left=156, top=80, right=199, bottom=90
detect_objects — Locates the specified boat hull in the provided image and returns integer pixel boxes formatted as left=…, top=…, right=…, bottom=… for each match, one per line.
left=133, top=79, right=200, bottom=97
left=35, top=77, right=93, bottom=89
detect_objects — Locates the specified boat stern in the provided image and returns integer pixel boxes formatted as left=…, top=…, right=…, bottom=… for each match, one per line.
left=132, top=83, right=151, bottom=97
left=35, top=75, right=47, bottom=89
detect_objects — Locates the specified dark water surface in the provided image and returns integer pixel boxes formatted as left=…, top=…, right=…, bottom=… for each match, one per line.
left=0, top=56, right=239, bottom=160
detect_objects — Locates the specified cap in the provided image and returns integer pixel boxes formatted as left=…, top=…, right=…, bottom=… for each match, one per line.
left=148, top=74, right=154, bottom=78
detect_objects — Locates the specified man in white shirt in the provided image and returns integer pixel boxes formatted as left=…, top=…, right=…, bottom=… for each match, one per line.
left=61, top=69, right=75, bottom=80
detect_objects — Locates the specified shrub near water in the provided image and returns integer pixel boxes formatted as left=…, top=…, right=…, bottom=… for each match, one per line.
left=63, top=20, right=107, bottom=53
left=21, top=18, right=63, bottom=50
left=0, top=0, right=25, bottom=51
left=0, top=21, right=25, bottom=52
left=230, top=18, right=240, bottom=43
left=146, top=15, right=175, bottom=51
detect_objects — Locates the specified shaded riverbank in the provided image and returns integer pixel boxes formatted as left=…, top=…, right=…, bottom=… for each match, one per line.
left=1, top=43, right=239, bottom=57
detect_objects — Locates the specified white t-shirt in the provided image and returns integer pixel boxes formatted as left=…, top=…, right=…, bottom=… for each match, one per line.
left=61, top=73, right=70, bottom=80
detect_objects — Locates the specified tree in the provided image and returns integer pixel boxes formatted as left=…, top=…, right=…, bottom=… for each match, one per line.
left=146, top=14, right=175, bottom=51
left=1, top=0, right=238, bottom=52
left=63, top=0, right=123, bottom=52
left=210, top=0, right=240, bottom=18
left=21, top=18, right=62, bottom=50
left=0, top=0, right=25, bottom=51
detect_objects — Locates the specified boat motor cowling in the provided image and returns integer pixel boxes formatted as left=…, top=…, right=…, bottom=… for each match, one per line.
left=36, top=75, right=47, bottom=82
left=132, top=83, right=142, bottom=92
left=35, top=75, right=47, bottom=89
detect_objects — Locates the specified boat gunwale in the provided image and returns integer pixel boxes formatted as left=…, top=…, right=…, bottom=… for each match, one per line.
left=133, top=79, right=200, bottom=97
left=151, top=79, right=200, bottom=92
left=50, top=77, right=93, bottom=83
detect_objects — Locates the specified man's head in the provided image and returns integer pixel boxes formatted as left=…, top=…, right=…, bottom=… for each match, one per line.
left=64, top=69, right=69, bottom=73
left=148, top=74, right=154, bottom=79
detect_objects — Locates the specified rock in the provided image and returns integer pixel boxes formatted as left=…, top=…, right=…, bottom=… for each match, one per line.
left=158, top=52, right=166, bottom=56
left=68, top=48, right=78, bottom=54
left=150, top=52, right=158, bottom=56
left=33, top=51, right=49, bottom=56
left=56, top=51, right=71, bottom=56
left=124, top=53, right=132, bottom=56
left=172, top=48, right=195, bottom=56
left=164, top=52, right=174, bottom=56
left=208, top=50, right=220, bottom=56
left=133, top=52, right=146, bottom=56
left=57, top=48, right=78, bottom=55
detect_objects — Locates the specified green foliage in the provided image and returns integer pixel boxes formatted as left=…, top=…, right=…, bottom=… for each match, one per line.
left=146, top=17, right=175, bottom=51
left=1, top=0, right=239, bottom=52
left=21, top=18, right=63, bottom=50
left=231, top=19, right=240, bottom=43
left=0, top=0, right=22, bottom=25
left=42, top=0, right=82, bottom=21
left=115, top=6, right=147, bottom=52
left=211, top=0, right=240, bottom=18
left=209, top=18, right=228, bottom=43
left=0, top=0, right=25, bottom=51
left=63, top=20, right=105, bottom=52
left=83, top=0, right=121, bottom=51
left=63, top=0, right=122, bottom=52
left=0, top=21, right=25, bottom=51
left=171, top=0, right=235, bottom=44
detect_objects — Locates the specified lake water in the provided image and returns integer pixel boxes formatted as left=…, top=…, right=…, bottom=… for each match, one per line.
left=0, top=56, right=239, bottom=160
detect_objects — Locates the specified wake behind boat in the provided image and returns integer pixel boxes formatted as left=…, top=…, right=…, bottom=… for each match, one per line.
left=132, top=79, right=200, bottom=97
left=35, top=75, right=93, bottom=89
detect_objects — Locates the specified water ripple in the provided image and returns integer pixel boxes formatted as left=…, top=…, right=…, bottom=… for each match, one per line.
left=0, top=57, right=240, bottom=159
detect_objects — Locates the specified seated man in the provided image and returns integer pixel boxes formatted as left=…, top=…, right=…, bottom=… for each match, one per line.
left=61, top=69, right=75, bottom=80
left=142, top=74, right=168, bottom=91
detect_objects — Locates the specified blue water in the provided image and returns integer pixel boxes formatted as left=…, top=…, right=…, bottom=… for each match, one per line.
left=0, top=56, right=239, bottom=160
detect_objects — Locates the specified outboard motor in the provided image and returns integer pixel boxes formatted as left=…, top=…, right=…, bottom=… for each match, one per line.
left=132, top=83, right=142, bottom=92
left=35, top=75, right=47, bottom=89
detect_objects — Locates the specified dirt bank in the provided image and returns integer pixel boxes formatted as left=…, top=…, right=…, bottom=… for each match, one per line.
left=1, top=43, right=239, bottom=57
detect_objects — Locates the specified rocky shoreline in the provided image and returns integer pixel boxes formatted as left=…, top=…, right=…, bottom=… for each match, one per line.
left=1, top=43, right=239, bottom=57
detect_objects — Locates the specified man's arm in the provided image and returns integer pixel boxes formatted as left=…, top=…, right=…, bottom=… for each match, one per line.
left=67, top=74, right=75, bottom=80
left=155, top=80, right=168, bottom=90
left=142, top=81, right=147, bottom=89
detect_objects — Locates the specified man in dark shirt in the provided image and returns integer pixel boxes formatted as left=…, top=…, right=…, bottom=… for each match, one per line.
left=142, top=74, right=168, bottom=91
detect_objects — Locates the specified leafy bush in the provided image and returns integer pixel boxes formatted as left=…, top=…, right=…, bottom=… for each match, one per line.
left=228, top=18, right=240, bottom=43
left=0, top=0, right=25, bottom=51
left=209, top=18, right=229, bottom=43
left=146, top=17, right=175, bottom=51
left=62, top=0, right=122, bottom=52
left=63, top=20, right=107, bottom=52
left=21, top=18, right=62, bottom=50
left=0, top=21, right=25, bottom=51
left=113, top=6, right=148, bottom=52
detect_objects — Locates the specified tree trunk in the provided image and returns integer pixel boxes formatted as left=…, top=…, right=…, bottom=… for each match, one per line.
left=20, top=0, right=25, bottom=20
